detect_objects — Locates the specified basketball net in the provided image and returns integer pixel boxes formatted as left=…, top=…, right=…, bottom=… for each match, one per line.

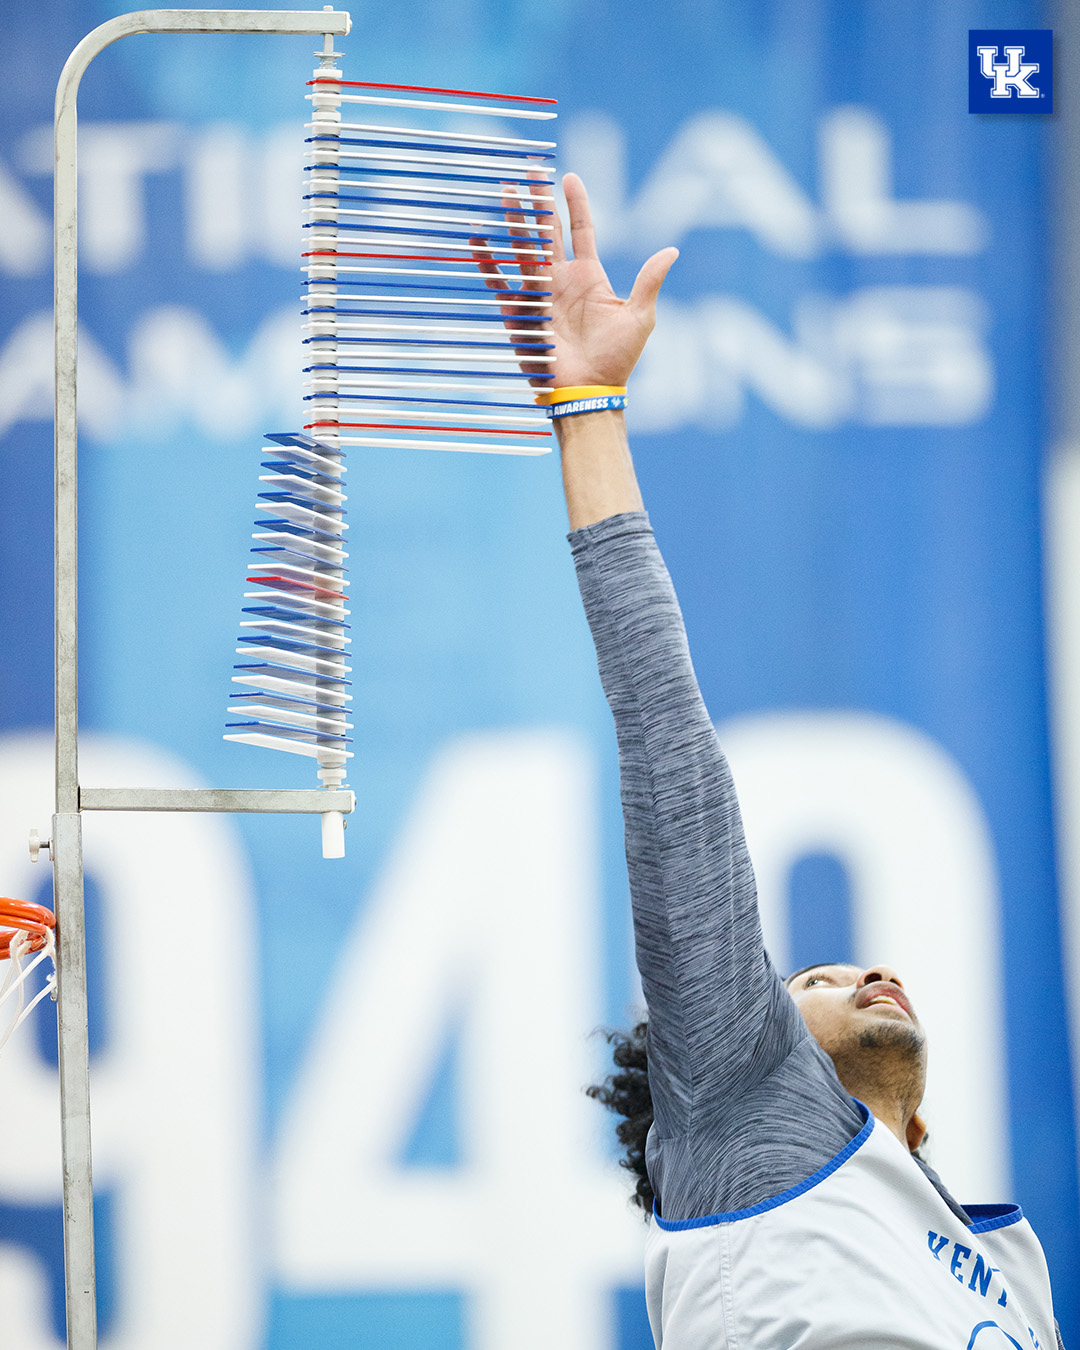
left=0, top=897, right=57, bottom=1052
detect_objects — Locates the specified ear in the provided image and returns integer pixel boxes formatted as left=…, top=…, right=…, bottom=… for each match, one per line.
left=906, top=1111, right=927, bottom=1153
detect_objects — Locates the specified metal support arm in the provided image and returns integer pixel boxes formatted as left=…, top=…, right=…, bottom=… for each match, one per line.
left=79, top=786, right=356, bottom=813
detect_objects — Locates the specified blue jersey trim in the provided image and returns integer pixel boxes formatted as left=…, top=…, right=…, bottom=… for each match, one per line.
left=965, top=1204, right=1024, bottom=1234
left=652, top=1103, right=874, bottom=1230
left=966, top=1321, right=1024, bottom=1349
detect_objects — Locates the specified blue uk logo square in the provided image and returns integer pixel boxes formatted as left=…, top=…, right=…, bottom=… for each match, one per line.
left=969, top=30, right=1052, bottom=113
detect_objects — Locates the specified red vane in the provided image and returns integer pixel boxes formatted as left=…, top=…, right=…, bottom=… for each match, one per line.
left=248, top=575, right=345, bottom=600
left=309, top=78, right=556, bottom=105
left=303, top=250, right=550, bottom=265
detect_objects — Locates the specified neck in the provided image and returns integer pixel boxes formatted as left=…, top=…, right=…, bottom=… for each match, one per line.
left=829, top=1042, right=925, bottom=1152
left=856, top=1092, right=912, bottom=1148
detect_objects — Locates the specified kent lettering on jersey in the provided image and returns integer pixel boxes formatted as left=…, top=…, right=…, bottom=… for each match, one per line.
left=471, top=176, right=1064, bottom=1349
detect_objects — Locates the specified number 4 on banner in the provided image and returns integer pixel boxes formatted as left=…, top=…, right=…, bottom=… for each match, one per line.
left=272, top=731, right=644, bottom=1350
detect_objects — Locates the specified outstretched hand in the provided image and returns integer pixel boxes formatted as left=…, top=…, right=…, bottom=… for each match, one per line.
left=471, top=172, right=678, bottom=391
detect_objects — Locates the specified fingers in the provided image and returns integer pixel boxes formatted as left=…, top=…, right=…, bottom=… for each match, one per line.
left=499, top=188, right=548, bottom=280
left=469, top=237, right=510, bottom=291
left=563, top=172, right=598, bottom=262
left=469, top=233, right=548, bottom=371
left=628, top=245, right=679, bottom=323
left=472, top=178, right=557, bottom=375
left=532, top=169, right=565, bottom=264
left=470, top=237, right=531, bottom=315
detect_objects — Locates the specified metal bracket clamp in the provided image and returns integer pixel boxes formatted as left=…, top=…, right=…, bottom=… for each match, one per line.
left=29, top=827, right=52, bottom=861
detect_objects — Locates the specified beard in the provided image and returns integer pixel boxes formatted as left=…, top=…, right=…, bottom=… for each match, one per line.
left=828, top=1017, right=927, bottom=1119
left=858, top=1022, right=925, bottom=1055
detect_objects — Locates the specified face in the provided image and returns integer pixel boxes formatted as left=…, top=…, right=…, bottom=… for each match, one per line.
left=786, top=962, right=926, bottom=1063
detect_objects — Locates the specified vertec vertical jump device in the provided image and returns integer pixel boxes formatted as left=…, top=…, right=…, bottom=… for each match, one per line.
left=42, top=11, right=556, bottom=1348
left=223, top=48, right=556, bottom=853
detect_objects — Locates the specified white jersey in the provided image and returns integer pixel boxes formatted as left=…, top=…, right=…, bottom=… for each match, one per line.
left=645, top=1108, right=1057, bottom=1350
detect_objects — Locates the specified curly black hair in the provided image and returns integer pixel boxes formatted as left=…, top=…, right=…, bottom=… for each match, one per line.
left=589, top=1008, right=931, bottom=1210
left=586, top=1021, right=655, bottom=1214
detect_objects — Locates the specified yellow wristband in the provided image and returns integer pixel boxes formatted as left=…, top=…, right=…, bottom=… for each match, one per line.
left=535, top=385, right=627, bottom=406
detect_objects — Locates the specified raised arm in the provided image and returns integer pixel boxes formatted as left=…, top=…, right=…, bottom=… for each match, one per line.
left=533, top=174, right=671, bottom=528
left=476, top=177, right=862, bottom=1218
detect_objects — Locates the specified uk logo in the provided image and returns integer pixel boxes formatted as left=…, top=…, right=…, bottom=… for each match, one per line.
left=969, top=30, right=1052, bottom=113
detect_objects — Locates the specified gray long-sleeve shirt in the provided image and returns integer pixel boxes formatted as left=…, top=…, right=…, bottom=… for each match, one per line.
left=570, top=510, right=1071, bottom=1350
left=571, top=510, right=926, bottom=1220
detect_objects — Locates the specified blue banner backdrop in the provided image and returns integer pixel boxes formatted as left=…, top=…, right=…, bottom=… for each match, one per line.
left=0, top=2, right=1074, bottom=1349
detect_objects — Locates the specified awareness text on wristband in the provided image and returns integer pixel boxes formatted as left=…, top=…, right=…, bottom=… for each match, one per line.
left=535, top=385, right=627, bottom=406
left=545, top=393, right=627, bottom=419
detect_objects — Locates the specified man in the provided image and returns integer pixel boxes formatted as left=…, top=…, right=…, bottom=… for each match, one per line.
left=476, top=174, right=1062, bottom=1349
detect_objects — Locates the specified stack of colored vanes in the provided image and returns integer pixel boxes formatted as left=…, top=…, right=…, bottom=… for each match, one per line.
left=301, top=66, right=558, bottom=453
left=225, top=56, right=557, bottom=791
left=224, top=432, right=351, bottom=782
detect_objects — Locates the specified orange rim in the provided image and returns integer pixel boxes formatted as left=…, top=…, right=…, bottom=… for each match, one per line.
left=0, top=897, right=55, bottom=961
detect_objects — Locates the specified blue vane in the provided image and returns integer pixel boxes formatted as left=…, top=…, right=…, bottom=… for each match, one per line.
left=304, top=192, right=553, bottom=216
left=303, top=307, right=551, bottom=324
left=303, top=392, right=543, bottom=409
left=303, top=278, right=553, bottom=296
left=304, top=361, right=553, bottom=379
left=307, top=133, right=555, bottom=160
left=306, top=161, right=555, bottom=187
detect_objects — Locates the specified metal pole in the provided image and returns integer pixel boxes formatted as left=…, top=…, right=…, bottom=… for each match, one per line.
left=50, top=812, right=94, bottom=1350
left=1046, top=0, right=1080, bottom=1184
left=52, top=13, right=350, bottom=1349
